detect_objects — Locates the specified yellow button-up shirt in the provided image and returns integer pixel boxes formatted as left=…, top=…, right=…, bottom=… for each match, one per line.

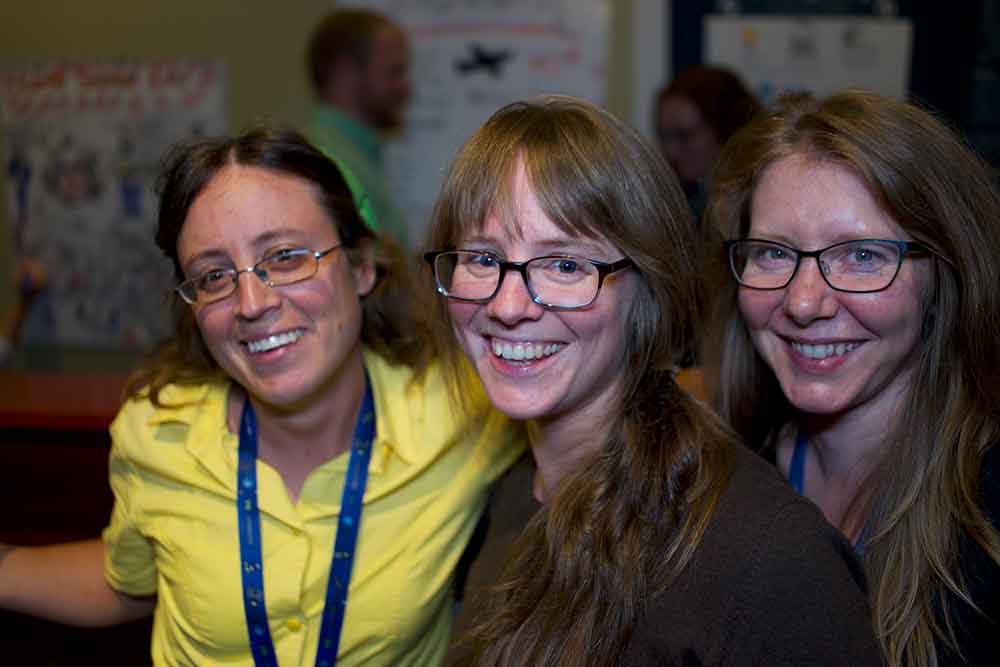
left=103, top=350, right=523, bottom=666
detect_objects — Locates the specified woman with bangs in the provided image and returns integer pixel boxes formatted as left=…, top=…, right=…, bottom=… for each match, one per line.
left=704, top=89, right=1000, bottom=666
left=424, top=94, right=880, bottom=666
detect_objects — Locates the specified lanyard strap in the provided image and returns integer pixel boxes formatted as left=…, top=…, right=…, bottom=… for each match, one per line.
left=237, top=373, right=376, bottom=667
left=790, top=426, right=868, bottom=554
left=790, top=427, right=808, bottom=495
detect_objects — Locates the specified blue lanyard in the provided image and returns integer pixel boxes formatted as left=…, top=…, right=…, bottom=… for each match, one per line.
left=790, top=427, right=808, bottom=495
left=237, top=373, right=376, bottom=667
left=790, top=427, right=867, bottom=554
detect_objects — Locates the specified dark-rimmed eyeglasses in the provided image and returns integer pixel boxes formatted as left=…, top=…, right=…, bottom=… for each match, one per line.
left=425, top=249, right=633, bottom=310
left=724, top=238, right=933, bottom=293
left=176, top=245, right=341, bottom=305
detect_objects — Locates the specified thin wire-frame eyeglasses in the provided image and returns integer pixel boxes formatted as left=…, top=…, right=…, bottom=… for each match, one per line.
left=176, top=245, right=341, bottom=305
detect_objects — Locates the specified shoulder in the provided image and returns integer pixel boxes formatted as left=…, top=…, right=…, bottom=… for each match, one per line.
left=110, top=379, right=228, bottom=462
left=939, top=441, right=1000, bottom=662
left=687, top=445, right=880, bottom=663
left=365, top=349, right=527, bottom=466
left=712, top=446, right=861, bottom=576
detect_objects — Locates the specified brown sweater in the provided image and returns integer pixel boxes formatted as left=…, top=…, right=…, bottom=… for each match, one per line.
left=449, top=443, right=880, bottom=666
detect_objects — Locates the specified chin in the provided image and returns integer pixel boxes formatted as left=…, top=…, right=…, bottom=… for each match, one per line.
left=480, top=383, right=551, bottom=422
left=781, top=383, right=856, bottom=417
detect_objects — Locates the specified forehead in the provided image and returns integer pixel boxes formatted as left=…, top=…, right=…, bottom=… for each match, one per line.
left=178, top=165, right=336, bottom=258
left=462, top=163, right=617, bottom=256
left=659, top=95, right=703, bottom=129
left=749, top=155, right=907, bottom=244
left=369, top=27, right=408, bottom=67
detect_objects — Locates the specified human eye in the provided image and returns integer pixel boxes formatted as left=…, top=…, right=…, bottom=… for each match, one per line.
left=747, top=242, right=794, bottom=268
left=197, top=268, right=234, bottom=293
left=457, top=251, right=499, bottom=275
left=535, top=256, right=593, bottom=283
left=262, top=248, right=309, bottom=273
left=833, top=242, right=894, bottom=273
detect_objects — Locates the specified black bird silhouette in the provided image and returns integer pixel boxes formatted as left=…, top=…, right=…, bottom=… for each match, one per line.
left=455, top=43, right=514, bottom=77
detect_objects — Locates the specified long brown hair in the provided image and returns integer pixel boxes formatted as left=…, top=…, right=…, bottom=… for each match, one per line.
left=125, top=126, right=427, bottom=404
left=424, top=95, right=736, bottom=665
left=704, top=89, right=1000, bottom=667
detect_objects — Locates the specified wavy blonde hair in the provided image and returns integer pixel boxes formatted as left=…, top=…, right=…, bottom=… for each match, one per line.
left=704, top=90, right=1000, bottom=666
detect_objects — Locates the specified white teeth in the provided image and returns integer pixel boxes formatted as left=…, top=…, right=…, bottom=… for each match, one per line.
left=791, top=341, right=859, bottom=360
left=247, top=330, right=304, bottom=354
left=491, top=339, right=563, bottom=360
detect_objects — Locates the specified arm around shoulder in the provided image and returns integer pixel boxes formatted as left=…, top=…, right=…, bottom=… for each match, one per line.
left=0, top=539, right=154, bottom=627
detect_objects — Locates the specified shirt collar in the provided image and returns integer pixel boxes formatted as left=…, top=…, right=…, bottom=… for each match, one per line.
left=143, top=354, right=416, bottom=477
left=146, top=380, right=236, bottom=491
left=363, top=348, right=416, bottom=468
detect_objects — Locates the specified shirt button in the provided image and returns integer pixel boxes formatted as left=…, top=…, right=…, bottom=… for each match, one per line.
left=287, top=618, right=303, bottom=632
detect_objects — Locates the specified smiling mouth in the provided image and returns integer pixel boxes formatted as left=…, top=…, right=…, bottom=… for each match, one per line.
left=791, top=341, right=860, bottom=360
left=491, top=338, right=564, bottom=361
left=246, top=329, right=304, bottom=354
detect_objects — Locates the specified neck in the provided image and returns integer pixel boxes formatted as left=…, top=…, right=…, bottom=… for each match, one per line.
left=320, top=94, right=373, bottom=132
left=795, top=398, right=898, bottom=540
left=527, top=409, right=610, bottom=504
left=231, top=349, right=368, bottom=501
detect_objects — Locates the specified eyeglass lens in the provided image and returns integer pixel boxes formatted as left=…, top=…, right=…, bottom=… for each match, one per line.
left=182, top=249, right=319, bottom=304
left=731, top=240, right=903, bottom=291
left=434, top=251, right=601, bottom=308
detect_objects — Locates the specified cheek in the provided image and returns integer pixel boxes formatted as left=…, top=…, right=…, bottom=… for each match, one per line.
left=847, top=295, right=923, bottom=343
left=191, top=307, right=233, bottom=369
left=737, top=289, right=779, bottom=332
left=193, top=307, right=224, bottom=346
left=446, top=301, right=478, bottom=331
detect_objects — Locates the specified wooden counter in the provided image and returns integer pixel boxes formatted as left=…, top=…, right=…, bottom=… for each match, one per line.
left=0, top=372, right=126, bottom=430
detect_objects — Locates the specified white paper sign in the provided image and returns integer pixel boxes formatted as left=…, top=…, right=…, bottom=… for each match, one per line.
left=352, top=0, right=609, bottom=244
left=705, top=16, right=913, bottom=103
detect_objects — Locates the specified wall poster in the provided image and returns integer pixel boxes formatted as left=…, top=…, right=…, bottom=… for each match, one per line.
left=1, top=59, right=226, bottom=349
left=351, top=0, right=610, bottom=244
left=705, top=16, right=913, bottom=104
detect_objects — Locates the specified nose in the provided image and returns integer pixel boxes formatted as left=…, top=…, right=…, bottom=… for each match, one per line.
left=782, top=258, right=838, bottom=325
left=486, top=268, right=544, bottom=326
left=235, top=268, right=281, bottom=320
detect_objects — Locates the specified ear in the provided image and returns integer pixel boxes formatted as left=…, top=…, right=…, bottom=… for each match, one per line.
left=352, top=238, right=377, bottom=298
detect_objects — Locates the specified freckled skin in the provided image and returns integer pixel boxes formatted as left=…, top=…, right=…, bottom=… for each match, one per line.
left=177, top=165, right=375, bottom=414
left=737, top=155, right=929, bottom=420
left=448, top=161, right=637, bottom=429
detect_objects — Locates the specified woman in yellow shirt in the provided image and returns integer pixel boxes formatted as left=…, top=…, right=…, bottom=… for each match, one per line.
left=0, top=127, right=521, bottom=666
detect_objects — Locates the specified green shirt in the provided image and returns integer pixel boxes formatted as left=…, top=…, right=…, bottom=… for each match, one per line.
left=305, top=106, right=409, bottom=249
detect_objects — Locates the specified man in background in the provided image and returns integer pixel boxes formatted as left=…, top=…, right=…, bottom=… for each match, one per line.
left=305, top=8, right=413, bottom=249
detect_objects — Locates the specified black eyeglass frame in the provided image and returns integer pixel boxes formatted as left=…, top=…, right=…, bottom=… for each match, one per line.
left=424, top=249, right=634, bottom=311
left=723, top=238, right=936, bottom=294
left=175, top=244, right=341, bottom=305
